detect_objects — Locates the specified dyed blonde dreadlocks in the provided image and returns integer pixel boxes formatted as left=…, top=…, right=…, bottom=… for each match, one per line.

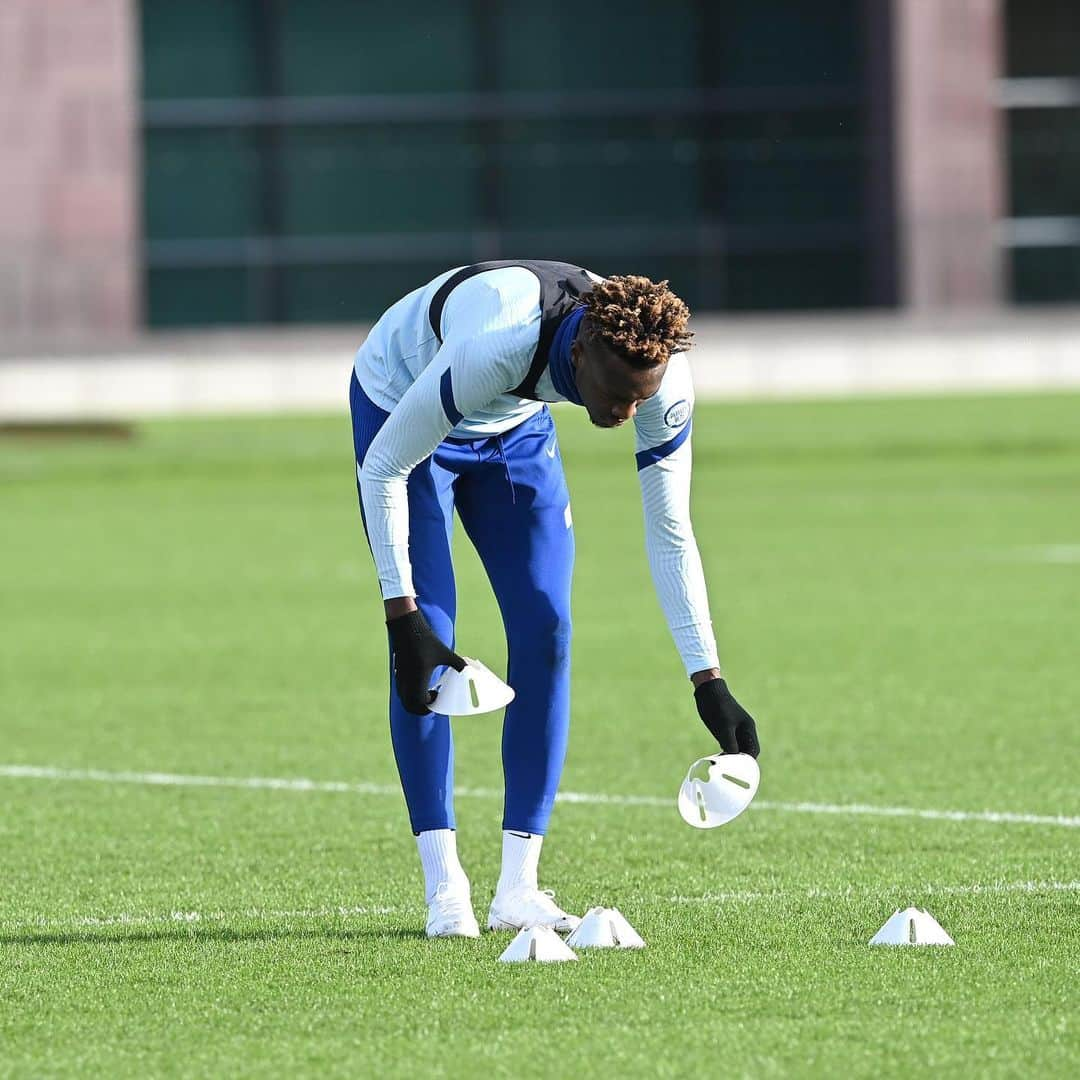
left=582, top=275, right=693, bottom=368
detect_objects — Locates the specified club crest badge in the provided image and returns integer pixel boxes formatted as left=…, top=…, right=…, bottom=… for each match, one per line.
left=664, top=399, right=690, bottom=428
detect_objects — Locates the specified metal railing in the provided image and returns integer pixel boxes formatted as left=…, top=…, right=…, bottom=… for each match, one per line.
left=144, top=221, right=867, bottom=271
left=143, top=86, right=861, bottom=128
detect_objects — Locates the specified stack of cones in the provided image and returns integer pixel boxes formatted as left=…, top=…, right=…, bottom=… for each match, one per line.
left=498, top=909, right=646, bottom=962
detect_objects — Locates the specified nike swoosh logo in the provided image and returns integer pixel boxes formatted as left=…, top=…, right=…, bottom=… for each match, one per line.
left=545, top=442, right=557, bottom=458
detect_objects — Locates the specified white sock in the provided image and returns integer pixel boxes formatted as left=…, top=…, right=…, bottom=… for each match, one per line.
left=416, top=829, right=468, bottom=902
left=497, top=829, right=543, bottom=894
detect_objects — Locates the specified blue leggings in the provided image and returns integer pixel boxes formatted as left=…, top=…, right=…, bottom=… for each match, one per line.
left=350, top=373, right=574, bottom=835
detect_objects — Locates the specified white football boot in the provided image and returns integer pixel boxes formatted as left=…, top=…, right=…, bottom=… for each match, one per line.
left=487, top=886, right=581, bottom=934
left=426, top=881, right=480, bottom=939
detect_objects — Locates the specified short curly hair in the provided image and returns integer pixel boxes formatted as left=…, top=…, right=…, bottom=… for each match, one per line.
left=582, top=274, right=693, bottom=368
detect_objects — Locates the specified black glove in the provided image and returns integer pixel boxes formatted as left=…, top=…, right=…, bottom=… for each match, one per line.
left=387, top=609, right=466, bottom=715
left=694, top=678, right=760, bottom=758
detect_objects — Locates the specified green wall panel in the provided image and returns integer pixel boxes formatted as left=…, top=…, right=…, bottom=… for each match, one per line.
left=280, top=126, right=479, bottom=235
left=496, top=0, right=698, bottom=92
left=713, top=111, right=864, bottom=225
left=141, top=0, right=260, bottom=100
left=281, top=261, right=455, bottom=323
left=144, top=130, right=262, bottom=241
left=140, top=0, right=875, bottom=325
left=708, top=0, right=860, bottom=87
left=147, top=268, right=255, bottom=326
left=726, top=250, right=866, bottom=310
left=499, top=118, right=699, bottom=230
left=279, top=0, right=474, bottom=95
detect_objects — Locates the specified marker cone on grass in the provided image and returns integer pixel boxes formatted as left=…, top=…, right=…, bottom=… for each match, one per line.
left=498, top=925, right=578, bottom=963
left=870, top=907, right=955, bottom=946
left=566, top=908, right=646, bottom=949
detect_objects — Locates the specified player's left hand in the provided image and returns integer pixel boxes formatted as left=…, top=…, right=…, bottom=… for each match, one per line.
left=694, top=678, right=760, bottom=757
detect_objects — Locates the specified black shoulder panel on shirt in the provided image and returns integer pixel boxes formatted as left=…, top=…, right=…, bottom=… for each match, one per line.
left=427, top=260, right=595, bottom=401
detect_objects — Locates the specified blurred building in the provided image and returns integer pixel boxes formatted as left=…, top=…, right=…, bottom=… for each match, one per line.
left=1, top=0, right=1077, bottom=342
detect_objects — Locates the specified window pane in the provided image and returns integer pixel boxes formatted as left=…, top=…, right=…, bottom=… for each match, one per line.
left=706, top=110, right=864, bottom=226
left=281, top=261, right=460, bottom=323
left=1009, top=109, right=1080, bottom=218
left=280, top=125, right=480, bottom=235
left=144, top=130, right=262, bottom=241
left=726, top=250, right=866, bottom=310
left=140, top=0, right=259, bottom=100
left=496, top=0, right=698, bottom=92
left=499, top=118, right=699, bottom=231
left=600, top=256, right=703, bottom=308
left=1006, top=0, right=1080, bottom=77
left=279, top=1, right=474, bottom=95
left=1005, top=2, right=1080, bottom=306
left=705, top=0, right=861, bottom=88
left=1012, top=249, right=1080, bottom=304
left=147, top=268, right=256, bottom=326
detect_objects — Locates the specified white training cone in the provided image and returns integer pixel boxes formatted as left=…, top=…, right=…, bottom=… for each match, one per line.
left=566, top=907, right=646, bottom=950
left=870, top=907, right=955, bottom=946
left=677, top=752, right=760, bottom=829
left=498, top=925, right=578, bottom=963
left=431, top=658, right=515, bottom=716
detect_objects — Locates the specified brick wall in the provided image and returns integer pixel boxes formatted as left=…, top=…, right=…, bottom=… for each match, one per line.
left=894, top=0, right=1005, bottom=309
left=0, top=0, right=138, bottom=344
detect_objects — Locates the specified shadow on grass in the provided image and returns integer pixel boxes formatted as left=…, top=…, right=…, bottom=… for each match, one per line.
left=0, top=924, right=428, bottom=948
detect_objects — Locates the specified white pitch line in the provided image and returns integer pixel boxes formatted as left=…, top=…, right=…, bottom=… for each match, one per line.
left=751, top=799, right=1080, bottom=828
left=1009, top=544, right=1080, bottom=564
left=670, top=879, right=1080, bottom=904
left=2, top=763, right=1078, bottom=829
left=2, top=904, right=397, bottom=935
left=0, top=764, right=402, bottom=798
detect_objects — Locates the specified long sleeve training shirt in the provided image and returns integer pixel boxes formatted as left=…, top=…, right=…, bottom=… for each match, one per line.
left=353, top=264, right=720, bottom=676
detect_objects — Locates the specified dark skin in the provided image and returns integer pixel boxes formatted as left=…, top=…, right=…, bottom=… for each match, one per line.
left=384, top=317, right=721, bottom=687
left=570, top=319, right=664, bottom=429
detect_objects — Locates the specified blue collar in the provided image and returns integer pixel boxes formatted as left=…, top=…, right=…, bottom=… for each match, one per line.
left=547, top=306, right=586, bottom=405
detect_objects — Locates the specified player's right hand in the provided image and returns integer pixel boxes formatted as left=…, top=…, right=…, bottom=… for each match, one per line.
left=386, top=609, right=466, bottom=715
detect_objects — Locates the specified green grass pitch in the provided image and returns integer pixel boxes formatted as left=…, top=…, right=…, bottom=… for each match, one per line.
left=2, top=391, right=1078, bottom=1077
